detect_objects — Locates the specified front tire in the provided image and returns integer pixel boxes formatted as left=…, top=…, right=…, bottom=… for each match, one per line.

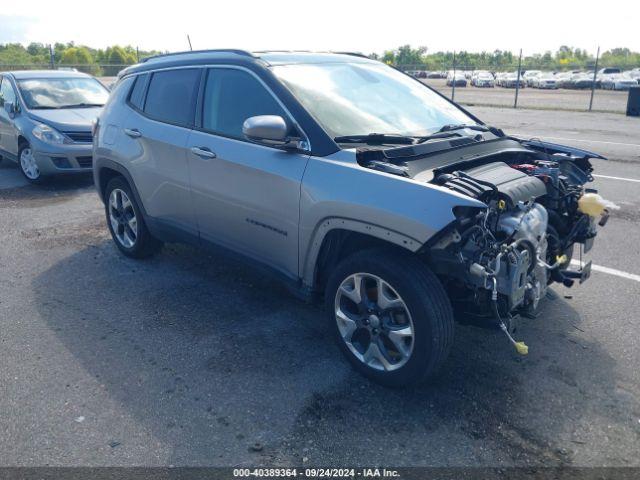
left=104, top=177, right=163, bottom=258
left=19, top=143, right=46, bottom=184
left=325, top=249, right=454, bottom=387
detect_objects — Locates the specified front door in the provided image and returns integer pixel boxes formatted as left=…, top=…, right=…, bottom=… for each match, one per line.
left=187, top=67, right=309, bottom=278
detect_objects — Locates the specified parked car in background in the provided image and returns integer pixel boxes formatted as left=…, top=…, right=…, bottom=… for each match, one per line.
left=530, top=72, right=558, bottom=89
left=595, top=68, right=622, bottom=88
left=426, top=71, right=446, bottom=79
left=446, top=71, right=467, bottom=87
left=499, top=72, right=525, bottom=88
left=0, top=70, right=108, bottom=183
left=556, top=72, right=586, bottom=89
left=523, top=70, right=542, bottom=87
left=570, top=73, right=594, bottom=90
left=623, top=68, right=640, bottom=83
left=94, top=50, right=608, bottom=387
left=600, top=74, right=638, bottom=91
left=471, top=71, right=495, bottom=87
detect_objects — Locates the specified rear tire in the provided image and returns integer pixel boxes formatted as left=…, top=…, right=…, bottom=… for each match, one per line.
left=104, top=177, right=163, bottom=258
left=325, top=249, right=454, bottom=387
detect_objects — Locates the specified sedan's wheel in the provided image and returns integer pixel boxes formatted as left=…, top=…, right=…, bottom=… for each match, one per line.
left=326, top=249, right=454, bottom=387
left=104, top=177, right=163, bottom=258
left=335, top=273, right=414, bottom=372
left=19, top=145, right=44, bottom=184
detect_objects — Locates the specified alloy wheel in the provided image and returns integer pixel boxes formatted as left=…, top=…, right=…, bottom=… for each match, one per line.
left=20, top=148, right=40, bottom=180
left=334, top=272, right=414, bottom=372
left=108, top=188, right=138, bottom=248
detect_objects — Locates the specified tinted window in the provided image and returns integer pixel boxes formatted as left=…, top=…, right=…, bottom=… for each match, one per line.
left=128, top=73, right=148, bottom=110
left=144, top=69, right=200, bottom=127
left=0, top=77, right=17, bottom=107
left=202, top=69, right=287, bottom=138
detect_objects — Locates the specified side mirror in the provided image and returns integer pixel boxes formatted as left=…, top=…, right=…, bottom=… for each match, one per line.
left=4, top=101, right=16, bottom=118
left=243, top=115, right=288, bottom=144
left=242, top=115, right=305, bottom=150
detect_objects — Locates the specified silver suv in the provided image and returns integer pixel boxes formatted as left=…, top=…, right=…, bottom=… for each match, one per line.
left=94, top=50, right=608, bottom=386
left=0, top=70, right=108, bottom=183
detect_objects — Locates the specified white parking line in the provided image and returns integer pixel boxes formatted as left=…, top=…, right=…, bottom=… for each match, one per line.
left=513, top=134, right=640, bottom=148
left=570, top=260, right=640, bottom=283
left=593, top=174, right=640, bottom=183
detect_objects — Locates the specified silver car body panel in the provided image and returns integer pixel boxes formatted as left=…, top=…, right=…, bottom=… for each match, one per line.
left=298, top=149, right=485, bottom=286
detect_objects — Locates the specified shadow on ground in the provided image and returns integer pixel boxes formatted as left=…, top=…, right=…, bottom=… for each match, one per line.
left=0, top=165, right=94, bottom=208
left=33, top=236, right=623, bottom=466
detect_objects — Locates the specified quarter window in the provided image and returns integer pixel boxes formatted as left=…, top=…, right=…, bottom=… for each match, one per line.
left=202, top=69, right=287, bottom=138
left=128, top=73, right=148, bottom=110
left=143, top=69, right=200, bottom=127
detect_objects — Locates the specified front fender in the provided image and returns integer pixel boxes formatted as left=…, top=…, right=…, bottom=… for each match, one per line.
left=299, top=150, right=486, bottom=285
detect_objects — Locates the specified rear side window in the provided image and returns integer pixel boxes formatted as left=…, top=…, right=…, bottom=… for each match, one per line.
left=202, top=68, right=287, bottom=138
left=143, top=69, right=200, bottom=127
left=128, top=73, right=148, bottom=110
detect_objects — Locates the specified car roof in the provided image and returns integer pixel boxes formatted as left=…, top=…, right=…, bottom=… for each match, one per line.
left=5, top=70, right=92, bottom=80
left=120, top=49, right=376, bottom=77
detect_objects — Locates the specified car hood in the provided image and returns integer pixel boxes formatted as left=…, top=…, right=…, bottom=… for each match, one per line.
left=27, top=107, right=102, bottom=131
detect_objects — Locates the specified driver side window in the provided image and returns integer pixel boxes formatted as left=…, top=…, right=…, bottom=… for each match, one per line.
left=201, top=68, right=288, bottom=139
left=0, top=77, right=17, bottom=108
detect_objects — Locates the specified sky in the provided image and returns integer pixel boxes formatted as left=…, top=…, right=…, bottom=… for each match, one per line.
left=1, top=0, right=638, bottom=56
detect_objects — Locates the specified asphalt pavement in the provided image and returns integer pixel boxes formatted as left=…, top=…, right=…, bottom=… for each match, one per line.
left=0, top=107, right=639, bottom=467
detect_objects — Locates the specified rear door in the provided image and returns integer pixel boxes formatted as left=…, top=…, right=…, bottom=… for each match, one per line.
left=122, top=68, right=201, bottom=237
left=187, top=67, right=310, bottom=277
left=0, top=75, right=19, bottom=157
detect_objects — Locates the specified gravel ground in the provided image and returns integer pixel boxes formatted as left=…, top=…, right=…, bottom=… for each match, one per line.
left=0, top=107, right=639, bottom=467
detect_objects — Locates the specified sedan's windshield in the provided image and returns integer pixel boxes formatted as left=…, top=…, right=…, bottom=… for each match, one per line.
left=17, top=77, right=109, bottom=109
left=271, top=62, right=474, bottom=139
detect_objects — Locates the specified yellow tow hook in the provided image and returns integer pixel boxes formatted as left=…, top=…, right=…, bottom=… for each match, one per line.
left=499, top=322, right=529, bottom=355
left=491, top=278, right=529, bottom=355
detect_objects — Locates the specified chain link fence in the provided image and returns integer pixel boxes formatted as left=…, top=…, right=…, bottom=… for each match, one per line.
left=395, top=60, right=640, bottom=113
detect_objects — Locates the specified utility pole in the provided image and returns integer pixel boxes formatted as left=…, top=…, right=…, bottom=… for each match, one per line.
left=589, top=46, right=600, bottom=112
left=514, top=48, right=523, bottom=108
left=49, top=44, right=55, bottom=70
left=451, top=51, right=456, bottom=102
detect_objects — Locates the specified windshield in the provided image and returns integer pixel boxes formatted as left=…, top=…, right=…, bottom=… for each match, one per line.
left=17, top=77, right=109, bottom=109
left=271, top=62, right=474, bottom=138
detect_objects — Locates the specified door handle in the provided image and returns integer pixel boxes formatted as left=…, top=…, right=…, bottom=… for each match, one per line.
left=124, top=128, right=142, bottom=138
left=190, top=146, right=217, bottom=159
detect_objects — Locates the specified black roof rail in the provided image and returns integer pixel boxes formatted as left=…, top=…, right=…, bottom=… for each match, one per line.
left=332, top=51, right=371, bottom=59
left=141, top=49, right=255, bottom=63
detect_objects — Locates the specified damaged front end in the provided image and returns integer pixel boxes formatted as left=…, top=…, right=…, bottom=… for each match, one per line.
left=358, top=134, right=614, bottom=353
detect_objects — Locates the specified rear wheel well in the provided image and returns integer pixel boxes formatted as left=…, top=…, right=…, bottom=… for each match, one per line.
left=313, top=229, right=414, bottom=295
left=98, top=167, right=125, bottom=199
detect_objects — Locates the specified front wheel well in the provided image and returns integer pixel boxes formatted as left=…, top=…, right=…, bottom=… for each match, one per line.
left=18, top=135, right=29, bottom=149
left=313, top=229, right=417, bottom=295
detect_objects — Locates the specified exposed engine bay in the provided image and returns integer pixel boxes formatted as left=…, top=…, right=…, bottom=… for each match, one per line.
left=356, top=135, right=614, bottom=349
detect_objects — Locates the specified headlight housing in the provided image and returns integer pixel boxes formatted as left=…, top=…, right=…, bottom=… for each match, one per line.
left=32, top=123, right=68, bottom=145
